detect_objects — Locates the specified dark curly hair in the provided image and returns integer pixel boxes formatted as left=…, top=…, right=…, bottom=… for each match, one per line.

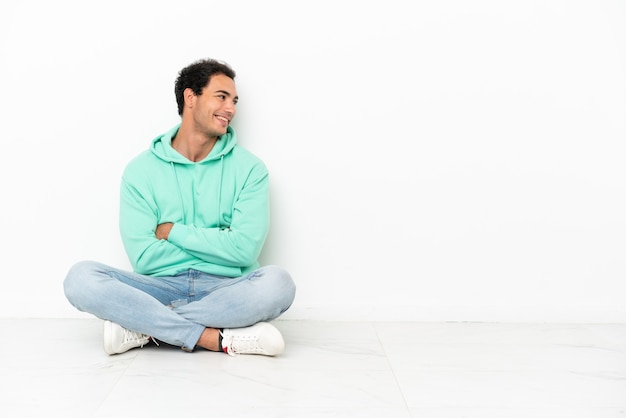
left=174, top=58, right=236, bottom=116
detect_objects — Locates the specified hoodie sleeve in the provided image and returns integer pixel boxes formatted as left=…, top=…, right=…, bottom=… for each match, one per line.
left=119, top=175, right=204, bottom=275
left=167, top=162, right=270, bottom=268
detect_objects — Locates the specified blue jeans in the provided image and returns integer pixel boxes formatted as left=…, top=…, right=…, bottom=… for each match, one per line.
left=63, top=260, right=296, bottom=351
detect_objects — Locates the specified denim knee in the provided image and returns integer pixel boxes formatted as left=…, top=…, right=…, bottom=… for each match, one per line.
left=261, top=265, right=296, bottom=310
left=63, top=260, right=100, bottom=309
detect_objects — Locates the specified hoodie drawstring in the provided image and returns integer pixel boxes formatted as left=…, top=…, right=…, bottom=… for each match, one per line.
left=170, top=161, right=187, bottom=222
left=169, top=156, right=225, bottom=228
left=217, top=155, right=224, bottom=228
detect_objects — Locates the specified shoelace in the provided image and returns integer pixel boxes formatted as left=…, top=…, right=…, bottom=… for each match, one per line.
left=122, top=328, right=154, bottom=348
left=222, top=334, right=261, bottom=356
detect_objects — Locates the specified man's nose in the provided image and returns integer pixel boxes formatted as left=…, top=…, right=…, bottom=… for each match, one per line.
left=224, top=100, right=236, bottom=115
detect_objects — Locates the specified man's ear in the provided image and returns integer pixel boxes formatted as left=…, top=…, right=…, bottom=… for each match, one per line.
left=183, top=88, right=196, bottom=109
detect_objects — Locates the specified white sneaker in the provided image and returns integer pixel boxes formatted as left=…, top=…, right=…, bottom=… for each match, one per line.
left=221, top=322, right=285, bottom=356
left=103, top=320, right=150, bottom=355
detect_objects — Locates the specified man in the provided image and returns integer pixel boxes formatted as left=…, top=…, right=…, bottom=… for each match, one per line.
left=64, top=58, right=296, bottom=356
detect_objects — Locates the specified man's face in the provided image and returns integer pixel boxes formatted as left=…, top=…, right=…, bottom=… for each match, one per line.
left=188, top=73, right=238, bottom=139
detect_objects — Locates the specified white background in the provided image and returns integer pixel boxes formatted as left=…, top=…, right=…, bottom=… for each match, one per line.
left=1, top=0, right=624, bottom=322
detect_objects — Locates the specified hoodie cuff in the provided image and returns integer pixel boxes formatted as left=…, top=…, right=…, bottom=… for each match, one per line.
left=167, top=223, right=188, bottom=249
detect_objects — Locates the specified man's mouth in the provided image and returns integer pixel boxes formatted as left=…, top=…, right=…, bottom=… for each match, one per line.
left=215, top=115, right=230, bottom=125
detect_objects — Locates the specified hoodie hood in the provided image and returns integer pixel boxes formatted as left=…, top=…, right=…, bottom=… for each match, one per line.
left=150, top=123, right=238, bottom=164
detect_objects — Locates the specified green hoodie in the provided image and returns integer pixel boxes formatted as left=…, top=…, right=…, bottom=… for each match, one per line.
left=119, top=124, right=270, bottom=277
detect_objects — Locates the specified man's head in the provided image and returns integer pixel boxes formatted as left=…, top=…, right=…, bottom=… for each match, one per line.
left=175, top=58, right=236, bottom=116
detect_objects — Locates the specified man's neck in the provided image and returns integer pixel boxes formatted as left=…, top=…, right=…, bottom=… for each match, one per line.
left=172, top=125, right=218, bottom=162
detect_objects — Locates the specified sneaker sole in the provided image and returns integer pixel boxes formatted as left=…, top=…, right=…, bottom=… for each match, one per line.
left=103, top=320, right=115, bottom=355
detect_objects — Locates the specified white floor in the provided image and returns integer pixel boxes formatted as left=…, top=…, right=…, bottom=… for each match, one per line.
left=1, top=319, right=625, bottom=417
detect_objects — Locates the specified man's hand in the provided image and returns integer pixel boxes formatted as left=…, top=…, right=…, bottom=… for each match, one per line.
left=156, top=223, right=174, bottom=240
